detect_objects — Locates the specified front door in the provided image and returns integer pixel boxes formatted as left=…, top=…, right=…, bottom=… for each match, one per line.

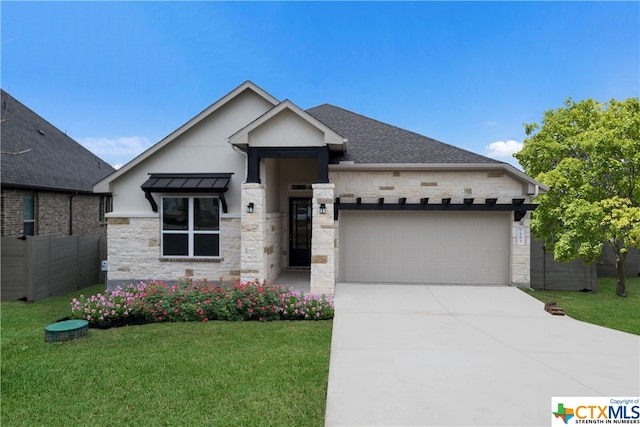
left=289, top=198, right=312, bottom=267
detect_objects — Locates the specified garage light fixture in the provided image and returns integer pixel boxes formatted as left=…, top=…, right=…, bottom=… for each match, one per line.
left=319, top=203, right=326, bottom=215
left=246, top=203, right=254, bottom=214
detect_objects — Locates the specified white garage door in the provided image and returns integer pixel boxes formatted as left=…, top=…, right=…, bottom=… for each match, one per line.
left=339, top=211, right=510, bottom=285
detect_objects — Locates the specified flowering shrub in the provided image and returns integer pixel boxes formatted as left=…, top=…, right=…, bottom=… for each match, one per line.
left=70, top=282, right=147, bottom=326
left=279, top=290, right=335, bottom=320
left=70, top=279, right=334, bottom=327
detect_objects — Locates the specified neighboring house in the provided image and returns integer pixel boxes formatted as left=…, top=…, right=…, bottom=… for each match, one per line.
left=94, top=81, right=545, bottom=294
left=1, top=89, right=114, bottom=242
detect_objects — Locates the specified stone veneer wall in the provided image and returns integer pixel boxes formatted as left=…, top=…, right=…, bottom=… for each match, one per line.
left=240, top=183, right=267, bottom=283
left=311, top=183, right=335, bottom=295
left=265, top=213, right=283, bottom=283
left=330, top=170, right=532, bottom=287
left=106, top=215, right=241, bottom=290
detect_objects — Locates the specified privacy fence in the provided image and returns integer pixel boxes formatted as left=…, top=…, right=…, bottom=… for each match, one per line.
left=530, top=239, right=640, bottom=292
left=1, top=235, right=101, bottom=302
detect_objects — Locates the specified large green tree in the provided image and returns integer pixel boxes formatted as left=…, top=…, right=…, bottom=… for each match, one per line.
left=516, top=97, right=640, bottom=297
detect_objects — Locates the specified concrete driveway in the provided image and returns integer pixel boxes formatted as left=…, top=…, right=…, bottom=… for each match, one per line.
left=324, top=283, right=640, bottom=427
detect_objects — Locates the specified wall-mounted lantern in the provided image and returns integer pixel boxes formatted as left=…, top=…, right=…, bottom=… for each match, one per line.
left=246, top=202, right=254, bottom=214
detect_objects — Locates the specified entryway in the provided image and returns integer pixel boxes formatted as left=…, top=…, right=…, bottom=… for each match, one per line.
left=289, top=198, right=312, bottom=267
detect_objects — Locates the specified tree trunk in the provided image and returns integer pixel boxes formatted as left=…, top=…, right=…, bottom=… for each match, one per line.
left=615, top=244, right=628, bottom=298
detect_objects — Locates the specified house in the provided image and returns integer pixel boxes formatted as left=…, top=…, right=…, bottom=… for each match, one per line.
left=1, top=89, right=115, bottom=240
left=1, top=89, right=115, bottom=301
left=94, top=81, right=545, bottom=294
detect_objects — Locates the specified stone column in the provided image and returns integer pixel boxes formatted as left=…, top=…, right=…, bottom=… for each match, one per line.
left=311, top=183, right=335, bottom=295
left=240, top=183, right=267, bottom=283
left=511, top=212, right=531, bottom=287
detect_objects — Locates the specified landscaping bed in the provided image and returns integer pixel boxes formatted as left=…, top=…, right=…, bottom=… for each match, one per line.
left=70, top=279, right=334, bottom=328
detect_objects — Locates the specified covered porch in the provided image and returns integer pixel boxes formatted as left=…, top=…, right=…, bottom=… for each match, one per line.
left=229, top=100, right=346, bottom=295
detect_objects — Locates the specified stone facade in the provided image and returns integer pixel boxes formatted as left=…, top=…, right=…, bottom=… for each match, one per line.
left=311, top=183, right=335, bottom=295
left=330, top=169, right=532, bottom=288
left=265, top=213, right=283, bottom=283
left=105, top=214, right=241, bottom=290
left=240, top=183, right=267, bottom=283
left=331, top=169, right=526, bottom=204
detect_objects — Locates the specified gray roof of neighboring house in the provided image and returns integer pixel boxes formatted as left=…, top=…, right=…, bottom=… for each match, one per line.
left=1, top=90, right=114, bottom=193
left=306, top=103, right=503, bottom=165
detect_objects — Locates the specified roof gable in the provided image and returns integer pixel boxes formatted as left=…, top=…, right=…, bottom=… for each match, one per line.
left=94, top=81, right=279, bottom=193
left=229, top=100, right=346, bottom=152
left=306, top=104, right=502, bottom=165
left=1, top=89, right=114, bottom=193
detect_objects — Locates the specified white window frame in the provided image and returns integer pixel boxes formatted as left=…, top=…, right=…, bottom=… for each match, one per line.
left=161, top=196, right=221, bottom=259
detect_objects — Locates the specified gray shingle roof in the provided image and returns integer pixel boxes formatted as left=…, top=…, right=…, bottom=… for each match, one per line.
left=1, top=90, right=114, bottom=193
left=306, top=104, right=503, bottom=165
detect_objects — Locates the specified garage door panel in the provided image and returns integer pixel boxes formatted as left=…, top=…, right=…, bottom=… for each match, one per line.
left=340, top=211, right=510, bottom=285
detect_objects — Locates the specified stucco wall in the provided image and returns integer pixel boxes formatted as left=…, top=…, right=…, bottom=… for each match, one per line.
left=249, top=109, right=324, bottom=147
left=106, top=90, right=274, bottom=216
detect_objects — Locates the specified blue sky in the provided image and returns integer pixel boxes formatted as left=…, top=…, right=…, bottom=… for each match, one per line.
left=2, top=1, right=638, bottom=169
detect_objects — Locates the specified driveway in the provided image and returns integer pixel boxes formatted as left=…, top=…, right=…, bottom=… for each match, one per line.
left=324, top=283, right=640, bottom=427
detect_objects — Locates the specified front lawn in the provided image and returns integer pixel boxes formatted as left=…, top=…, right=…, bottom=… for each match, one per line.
left=1, top=285, right=333, bottom=426
left=523, top=277, right=640, bottom=335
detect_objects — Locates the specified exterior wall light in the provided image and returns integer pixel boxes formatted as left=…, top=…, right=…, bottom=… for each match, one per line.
left=319, top=203, right=326, bottom=215
left=246, top=203, right=254, bottom=213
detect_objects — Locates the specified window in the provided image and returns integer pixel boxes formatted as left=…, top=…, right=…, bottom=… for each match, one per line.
left=161, top=197, right=220, bottom=257
left=23, top=191, right=35, bottom=236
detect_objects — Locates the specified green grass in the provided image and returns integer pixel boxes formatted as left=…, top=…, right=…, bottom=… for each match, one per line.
left=523, top=277, right=640, bottom=335
left=1, top=285, right=333, bottom=426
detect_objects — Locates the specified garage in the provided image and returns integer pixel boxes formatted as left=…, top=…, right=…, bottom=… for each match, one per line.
left=339, top=211, right=511, bottom=285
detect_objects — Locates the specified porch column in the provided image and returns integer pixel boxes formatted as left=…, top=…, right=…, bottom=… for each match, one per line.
left=311, top=183, right=335, bottom=295
left=241, top=183, right=267, bottom=283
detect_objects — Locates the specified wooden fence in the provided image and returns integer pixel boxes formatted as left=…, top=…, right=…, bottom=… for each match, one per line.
left=1, top=235, right=101, bottom=302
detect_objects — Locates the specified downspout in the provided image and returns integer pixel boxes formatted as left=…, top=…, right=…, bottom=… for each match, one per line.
left=69, top=192, right=78, bottom=235
left=231, top=142, right=248, bottom=182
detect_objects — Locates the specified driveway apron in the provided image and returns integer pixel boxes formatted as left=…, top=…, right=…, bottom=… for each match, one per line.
left=324, top=283, right=640, bottom=427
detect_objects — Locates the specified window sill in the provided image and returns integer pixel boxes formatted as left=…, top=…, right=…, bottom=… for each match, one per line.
left=160, top=257, right=224, bottom=263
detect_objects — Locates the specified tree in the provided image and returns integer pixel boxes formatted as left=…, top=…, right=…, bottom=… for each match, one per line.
left=516, top=97, right=640, bottom=297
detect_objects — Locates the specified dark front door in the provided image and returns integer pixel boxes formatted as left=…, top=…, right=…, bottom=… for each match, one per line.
left=289, top=198, right=312, bottom=267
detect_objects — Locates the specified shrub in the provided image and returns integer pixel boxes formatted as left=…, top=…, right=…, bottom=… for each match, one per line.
left=70, top=282, right=147, bottom=326
left=70, top=279, right=334, bottom=327
left=280, top=290, right=335, bottom=320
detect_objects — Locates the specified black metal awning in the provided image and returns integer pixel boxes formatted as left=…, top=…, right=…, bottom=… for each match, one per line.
left=141, top=173, right=233, bottom=213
